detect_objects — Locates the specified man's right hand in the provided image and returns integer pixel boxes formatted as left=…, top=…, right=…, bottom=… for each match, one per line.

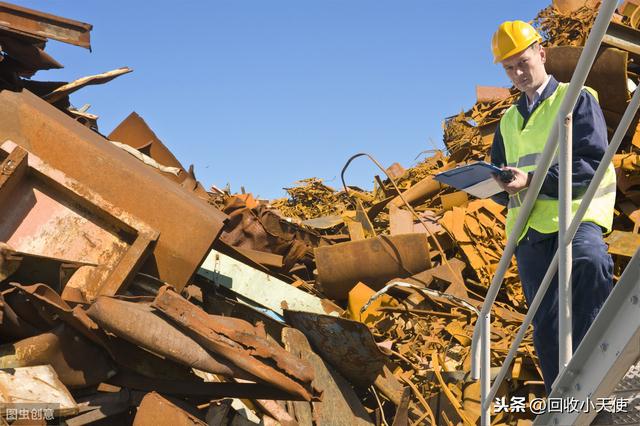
left=493, top=166, right=530, bottom=195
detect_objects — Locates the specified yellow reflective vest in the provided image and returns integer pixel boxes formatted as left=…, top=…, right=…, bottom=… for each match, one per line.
left=500, top=82, right=616, bottom=243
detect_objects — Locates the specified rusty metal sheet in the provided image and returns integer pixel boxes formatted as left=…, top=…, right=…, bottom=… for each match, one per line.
left=315, top=233, right=431, bottom=299
left=85, top=296, right=251, bottom=379
left=389, top=205, right=414, bottom=235
left=133, top=392, right=206, bottom=426
left=282, top=327, right=374, bottom=426
left=614, top=152, right=640, bottom=171
left=0, top=1, right=92, bottom=48
left=605, top=230, right=640, bottom=257
left=284, top=310, right=387, bottom=389
left=0, top=90, right=227, bottom=291
left=107, top=112, right=210, bottom=200
left=152, top=286, right=318, bottom=401
left=440, top=191, right=468, bottom=211
left=0, top=142, right=159, bottom=299
left=603, top=21, right=640, bottom=57
left=545, top=46, right=629, bottom=116
left=107, top=111, right=185, bottom=170
left=42, top=67, right=132, bottom=103
left=385, top=162, right=406, bottom=180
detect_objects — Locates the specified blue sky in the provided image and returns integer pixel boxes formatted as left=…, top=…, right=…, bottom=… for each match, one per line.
left=21, top=1, right=548, bottom=199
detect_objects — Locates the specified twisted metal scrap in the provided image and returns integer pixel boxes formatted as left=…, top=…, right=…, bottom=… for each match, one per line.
left=534, top=4, right=598, bottom=47
left=271, top=177, right=355, bottom=221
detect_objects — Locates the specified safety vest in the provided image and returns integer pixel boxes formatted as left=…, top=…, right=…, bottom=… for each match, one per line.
left=500, top=82, right=616, bottom=243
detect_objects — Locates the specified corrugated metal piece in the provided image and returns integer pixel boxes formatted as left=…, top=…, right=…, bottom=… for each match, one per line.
left=153, top=286, right=319, bottom=401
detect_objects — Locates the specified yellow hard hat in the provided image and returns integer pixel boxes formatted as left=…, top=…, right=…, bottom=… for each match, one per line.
left=491, top=20, right=542, bottom=63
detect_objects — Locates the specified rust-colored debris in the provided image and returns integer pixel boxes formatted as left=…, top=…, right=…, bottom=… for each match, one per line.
left=1, top=1, right=640, bottom=425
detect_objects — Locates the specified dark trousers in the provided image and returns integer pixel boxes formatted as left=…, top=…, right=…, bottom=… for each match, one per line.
left=515, top=222, right=613, bottom=394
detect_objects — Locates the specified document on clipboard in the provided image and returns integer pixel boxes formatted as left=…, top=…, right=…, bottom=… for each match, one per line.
left=433, top=161, right=505, bottom=198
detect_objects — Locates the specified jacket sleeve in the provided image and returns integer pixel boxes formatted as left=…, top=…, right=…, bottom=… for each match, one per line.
left=538, top=89, right=608, bottom=198
left=490, top=126, right=509, bottom=206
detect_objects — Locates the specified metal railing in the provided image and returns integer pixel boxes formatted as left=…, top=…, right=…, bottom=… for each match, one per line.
left=469, top=1, right=640, bottom=424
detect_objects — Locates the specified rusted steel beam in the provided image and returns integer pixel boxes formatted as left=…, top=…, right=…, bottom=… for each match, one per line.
left=0, top=1, right=92, bottom=48
left=0, top=90, right=227, bottom=291
left=603, top=21, right=640, bottom=56
left=152, top=286, right=318, bottom=401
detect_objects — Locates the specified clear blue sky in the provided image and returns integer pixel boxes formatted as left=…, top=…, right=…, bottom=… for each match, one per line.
left=21, top=1, right=548, bottom=199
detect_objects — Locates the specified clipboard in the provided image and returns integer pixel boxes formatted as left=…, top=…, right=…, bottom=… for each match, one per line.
left=434, top=161, right=505, bottom=198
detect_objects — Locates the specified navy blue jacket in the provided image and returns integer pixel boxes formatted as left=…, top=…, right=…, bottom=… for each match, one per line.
left=490, top=75, right=609, bottom=207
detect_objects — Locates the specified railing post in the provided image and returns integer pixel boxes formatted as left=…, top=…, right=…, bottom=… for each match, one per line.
left=558, top=112, right=573, bottom=372
left=480, top=312, right=491, bottom=426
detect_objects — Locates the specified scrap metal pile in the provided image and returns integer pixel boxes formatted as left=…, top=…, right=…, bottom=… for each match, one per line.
left=2, top=1, right=640, bottom=425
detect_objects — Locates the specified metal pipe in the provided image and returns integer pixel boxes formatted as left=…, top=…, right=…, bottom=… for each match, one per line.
left=558, top=112, right=573, bottom=371
left=482, top=54, right=640, bottom=408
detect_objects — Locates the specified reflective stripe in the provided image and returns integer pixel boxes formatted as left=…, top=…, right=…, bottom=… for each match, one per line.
left=507, top=182, right=616, bottom=209
left=507, top=152, right=541, bottom=168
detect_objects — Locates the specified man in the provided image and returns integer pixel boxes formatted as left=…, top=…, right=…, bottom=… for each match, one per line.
left=489, top=20, right=616, bottom=393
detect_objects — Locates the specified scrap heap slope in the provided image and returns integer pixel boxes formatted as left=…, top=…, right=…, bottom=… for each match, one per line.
left=1, top=1, right=640, bottom=425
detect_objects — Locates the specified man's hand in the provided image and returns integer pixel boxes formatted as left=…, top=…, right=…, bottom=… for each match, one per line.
left=493, top=166, right=530, bottom=195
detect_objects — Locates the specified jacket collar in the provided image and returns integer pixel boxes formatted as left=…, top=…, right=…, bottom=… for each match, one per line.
left=516, top=75, right=559, bottom=118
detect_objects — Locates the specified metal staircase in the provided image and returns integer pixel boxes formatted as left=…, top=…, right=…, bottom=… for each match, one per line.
left=533, top=249, right=640, bottom=425
left=469, top=1, right=640, bottom=424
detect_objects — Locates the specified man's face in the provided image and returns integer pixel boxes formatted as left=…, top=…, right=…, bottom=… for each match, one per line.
left=500, top=44, right=547, bottom=97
